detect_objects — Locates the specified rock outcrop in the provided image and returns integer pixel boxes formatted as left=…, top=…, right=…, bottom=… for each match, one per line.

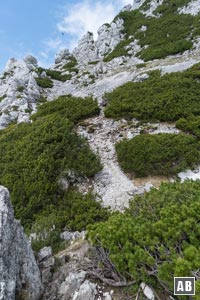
left=178, top=0, right=200, bottom=16
left=38, top=247, right=55, bottom=285
left=41, top=237, right=114, bottom=300
left=95, top=18, right=124, bottom=58
left=0, top=56, right=40, bottom=129
left=0, top=186, right=42, bottom=300
left=55, top=49, right=71, bottom=64
left=73, top=32, right=97, bottom=63
left=24, top=55, right=38, bottom=68
left=73, top=18, right=124, bottom=63
left=132, top=0, right=146, bottom=10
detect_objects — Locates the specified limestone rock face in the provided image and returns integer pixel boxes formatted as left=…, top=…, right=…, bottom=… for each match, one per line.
left=73, top=32, right=97, bottom=63
left=95, top=18, right=124, bottom=58
left=38, top=247, right=55, bottom=285
left=72, top=280, right=97, bottom=300
left=55, top=49, right=71, bottom=64
left=0, top=56, right=40, bottom=129
left=178, top=0, right=200, bottom=16
left=73, top=18, right=124, bottom=63
left=60, top=231, right=84, bottom=242
left=24, top=55, right=38, bottom=68
left=121, top=4, right=133, bottom=12
left=0, top=186, right=42, bottom=300
left=59, top=271, right=86, bottom=299
left=132, top=0, right=146, bottom=10
left=58, top=271, right=98, bottom=300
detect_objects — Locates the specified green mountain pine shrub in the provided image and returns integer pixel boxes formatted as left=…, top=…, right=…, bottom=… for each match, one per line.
left=31, top=94, right=100, bottom=122
left=88, top=180, right=200, bottom=299
left=0, top=95, right=103, bottom=237
left=35, top=76, right=53, bottom=88
left=104, top=0, right=199, bottom=62
left=104, top=65, right=200, bottom=121
left=116, top=133, right=200, bottom=177
left=31, top=189, right=110, bottom=252
left=176, top=116, right=200, bottom=139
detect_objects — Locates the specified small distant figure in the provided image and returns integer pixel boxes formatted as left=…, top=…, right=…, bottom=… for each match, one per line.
left=62, top=32, right=65, bottom=36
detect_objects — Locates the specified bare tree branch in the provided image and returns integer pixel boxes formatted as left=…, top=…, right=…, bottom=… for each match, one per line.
left=87, top=270, right=136, bottom=287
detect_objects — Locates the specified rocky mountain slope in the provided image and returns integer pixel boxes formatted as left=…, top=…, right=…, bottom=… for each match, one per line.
left=0, top=0, right=200, bottom=299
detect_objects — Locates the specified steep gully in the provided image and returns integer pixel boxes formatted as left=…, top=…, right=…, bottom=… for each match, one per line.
left=47, top=63, right=186, bottom=209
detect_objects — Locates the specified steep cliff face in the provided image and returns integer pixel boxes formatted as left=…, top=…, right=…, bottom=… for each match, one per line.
left=0, top=56, right=40, bottom=129
left=0, top=186, right=42, bottom=300
left=73, top=18, right=124, bottom=63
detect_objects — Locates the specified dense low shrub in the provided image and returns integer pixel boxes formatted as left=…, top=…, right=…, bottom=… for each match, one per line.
left=37, top=67, right=45, bottom=74
left=37, top=96, right=47, bottom=103
left=17, top=86, right=24, bottom=92
left=68, top=67, right=79, bottom=74
left=31, top=189, right=110, bottom=252
left=45, top=69, right=72, bottom=81
left=104, top=0, right=199, bottom=62
left=31, top=94, right=100, bottom=122
left=88, top=61, right=99, bottom=65
left=0, top=95, right=101, bottom=228
left=116, top=133, right=200, bottom=177
left=35, top=77, right=53, bottom=88
left=104, top=65, right=200, bottom=121
left=88, top=180, right=200, bottom=299
left=136, top=63, right=147, bottom=68
left=62, top=56, right=78, bottom=72
left=176, top=116, right=200, bottom=139
left=0, top=94, right=6, bottom=101
left=36, top=67, right=72, bottom=82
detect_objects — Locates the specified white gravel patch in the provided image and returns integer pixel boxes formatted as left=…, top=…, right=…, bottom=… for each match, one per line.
left=160, top=59, right=198, bottom=75
left=178, top=167, right=200, bottom=182
left=142, top=0, right=163, bottom=17
left=178, top=0, right=200, bottom=16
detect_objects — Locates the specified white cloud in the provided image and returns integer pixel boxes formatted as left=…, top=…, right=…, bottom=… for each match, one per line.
left=57, top=0, right=131, bottom=42
left=45, top=38, right=63, bottom=50
left=37, top=0, right=131, bottom=67
left=118, top=0, right=133, bottom=6
left=1, top=0, right=132, bottom=71
left=39, top=51, right=49, bottom=59
left=40, top=37, right=70, bottom=63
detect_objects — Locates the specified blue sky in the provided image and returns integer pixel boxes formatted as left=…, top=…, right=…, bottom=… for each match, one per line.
left=0, top=0, right=130, bottom=72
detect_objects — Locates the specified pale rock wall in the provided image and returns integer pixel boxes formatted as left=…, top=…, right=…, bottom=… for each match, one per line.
left=73, top=19, right=124, bottom=63
left=132, top=0, right=146, bottom=10
left=0, top=186, right=42, bottom=300
left=0, top=56, right=40, bottom=129
left=73, top=32, right=97, bottom=63
left=178, top=0, right=200, bottom=16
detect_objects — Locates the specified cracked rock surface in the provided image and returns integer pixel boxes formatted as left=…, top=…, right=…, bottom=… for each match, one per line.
left=0, top=186, right=42, bottom=300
